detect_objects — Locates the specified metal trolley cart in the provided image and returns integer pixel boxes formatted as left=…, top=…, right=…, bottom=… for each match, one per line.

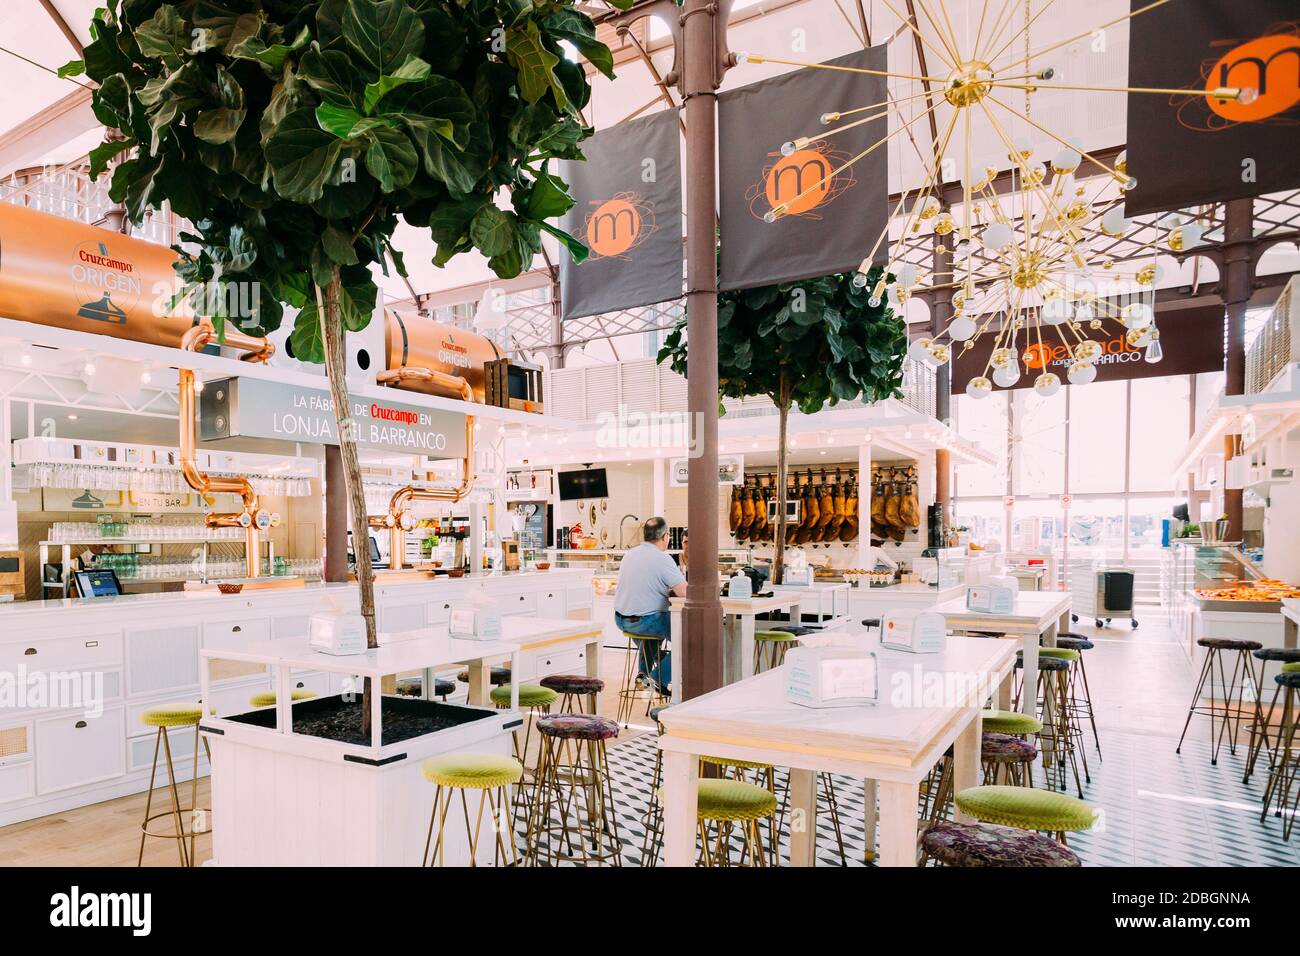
left=1071, top=565, right=1138, bottom=629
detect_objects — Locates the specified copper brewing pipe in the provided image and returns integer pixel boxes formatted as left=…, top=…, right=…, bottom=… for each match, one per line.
left=179, top=322, right=274, bottom=578
left=370, top=371, right=477, bottom=571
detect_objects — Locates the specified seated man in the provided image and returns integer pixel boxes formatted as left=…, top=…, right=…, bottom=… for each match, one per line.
left=613, top=517, right=686, bottom=694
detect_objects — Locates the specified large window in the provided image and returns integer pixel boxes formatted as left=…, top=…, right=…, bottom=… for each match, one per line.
left=954, top=372, right=1196, bottom=581
left=1067, top=380, right=1126, bottom=493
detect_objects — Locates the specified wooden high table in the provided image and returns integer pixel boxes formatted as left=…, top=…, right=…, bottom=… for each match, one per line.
left=933, top=591, right=1072, bottom=716
left=668, top=592, right=803, bottom=703
left=657, top=634, right=1017, bottom=866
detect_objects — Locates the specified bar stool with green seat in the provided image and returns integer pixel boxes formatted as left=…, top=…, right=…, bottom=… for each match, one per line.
left=489, top=683, right=557, bottom=784
left=1244, top=649, right=1300, bottom=784
left=695, top=778, right=779, bottom=867
left=1260, top=663, right=1300, bottom=840
left=138, top=703, right=210, bottom=868
left=1177, top=637, right=1262, bottom=766
left=248, top=688, right=317, bottom=708
left=420, top=752, right=523, bottom=867
left=754, top=629, right=799, bottom=672
left=1014, top=649, right=1088, bottom=796
left=954, top=784, right=1098, bottom=846
left=616, top=632, right=668, bottom=727
left=1054, top=634, right=1101, bottom=760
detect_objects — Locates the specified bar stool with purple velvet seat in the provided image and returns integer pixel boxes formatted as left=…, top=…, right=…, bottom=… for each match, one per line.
left=539, top=673, right=605, bottom=715
left=525, top=713, right=623, bottom=865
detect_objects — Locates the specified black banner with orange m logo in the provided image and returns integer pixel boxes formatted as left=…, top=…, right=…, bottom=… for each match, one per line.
left=1125, top=1, right=1300, bottom=216
left=558, top=110, right=683, bottom=321
left=718, top=46, right=888, bottom=291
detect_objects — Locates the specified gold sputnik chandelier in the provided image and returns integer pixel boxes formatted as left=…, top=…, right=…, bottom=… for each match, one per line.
left=738, top=0, right=1253, bottom=397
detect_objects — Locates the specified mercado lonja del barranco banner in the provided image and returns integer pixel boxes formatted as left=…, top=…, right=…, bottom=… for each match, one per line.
left=949, top=304, right=1226, bottom=393
left=1124, top=0, right=1300, bottom=216
left=718, top=46, right=888, bottom=291
left=558, top=109, right=683, bottom=321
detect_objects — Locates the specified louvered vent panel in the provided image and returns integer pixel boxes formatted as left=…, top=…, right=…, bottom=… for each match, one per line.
left=583, top=366, right=621, bottom=416
left=617, top=360, right=660, bottom=414
left=657, top=366, right=689, bottom=414
left=545, top=368, right=589, bottom=421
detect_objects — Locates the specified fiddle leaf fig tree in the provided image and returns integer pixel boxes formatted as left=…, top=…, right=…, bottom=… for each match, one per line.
left=68, top=0, right=627, bottom=732
left=657, top=269, right=906, bottom=583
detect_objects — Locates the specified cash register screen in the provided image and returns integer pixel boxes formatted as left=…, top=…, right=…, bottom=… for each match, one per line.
left=74, top=569, right=123, bottom=598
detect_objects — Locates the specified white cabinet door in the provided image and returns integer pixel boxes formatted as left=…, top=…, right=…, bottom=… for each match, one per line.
left=35, top=706, right=125, bottom=795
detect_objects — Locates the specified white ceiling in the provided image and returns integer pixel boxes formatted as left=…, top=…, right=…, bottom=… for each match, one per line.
left=0, top=0, right=1182, bottom=303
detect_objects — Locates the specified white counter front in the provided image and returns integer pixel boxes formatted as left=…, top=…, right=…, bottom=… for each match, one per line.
left=848, top=582, right=966, bottom=620
left=0, top=569, right=593, bottom=826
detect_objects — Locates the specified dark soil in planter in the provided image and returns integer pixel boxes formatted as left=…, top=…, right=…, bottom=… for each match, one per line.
left=226, top=693, right=494, bottom=747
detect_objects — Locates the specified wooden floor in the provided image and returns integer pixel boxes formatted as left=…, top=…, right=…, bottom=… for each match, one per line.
left=0, top=609, right=1232, bottom=866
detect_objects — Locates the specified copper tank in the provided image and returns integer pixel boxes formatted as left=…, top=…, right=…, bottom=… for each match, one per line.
left=0, top=202, right=201, bottom=344
left=383, top=310, right=500, bottom=403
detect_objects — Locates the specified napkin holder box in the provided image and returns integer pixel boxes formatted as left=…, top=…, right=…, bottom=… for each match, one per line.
left=966, top=583, right=1016, bottom=615
left=309, top=611, right=367, bottom=656
left=879, top=608, right=946, bottom=654
left=782, top=566, right=814, bottom=587
left=785, top=646, right=878, bottom=708
left=449, top=602, right=502, bottom=641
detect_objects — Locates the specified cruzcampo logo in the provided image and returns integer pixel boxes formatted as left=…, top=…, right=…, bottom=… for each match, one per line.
left=583, top=192, right=657, bottom=260
left=749, top=139, right=856, bottom=222
left=71, top=239, right=140, bottom=324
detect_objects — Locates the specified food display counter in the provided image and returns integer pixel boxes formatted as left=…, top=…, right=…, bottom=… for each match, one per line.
left=0, top=569, right=592, bottom=827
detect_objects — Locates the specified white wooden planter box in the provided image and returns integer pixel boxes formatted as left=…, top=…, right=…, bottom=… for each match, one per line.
left=200, top=633, right=526, bottom=867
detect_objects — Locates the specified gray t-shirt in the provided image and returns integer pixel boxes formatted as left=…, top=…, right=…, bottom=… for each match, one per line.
left=614, top=543, right=685, bottom=615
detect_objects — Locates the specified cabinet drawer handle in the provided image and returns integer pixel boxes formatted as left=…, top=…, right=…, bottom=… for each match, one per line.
left=74, top=720, right=87, bottom=729
left=232, top=625, right=242, bottom=633
left=296, top=682, right=305, bottom=689
left=24, top=647, right=36, bottom=656
left=443, top=603, right=450, bottom=609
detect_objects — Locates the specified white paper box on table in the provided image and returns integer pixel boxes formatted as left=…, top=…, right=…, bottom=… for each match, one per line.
left=879, top=608, right=947, bottom=654
left=785, top=646, right=878, bottom=708
left=308, top=611, right=367, bottom=655
left=449, top=599, right=502, bottom=641
left=966, top=582, right=1017, bottom=614
left=727, top=570, right=752, bottom=598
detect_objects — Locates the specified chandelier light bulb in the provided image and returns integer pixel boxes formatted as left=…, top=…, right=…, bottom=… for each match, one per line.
left=983, top=222, right=1013, bottom=251
left=1100, top=206, right=1129, bottom=237
left=948, top=315, right=978, bottom=341
left=1074, top=339, right=1101, bottom=363
left=1075, top=301, right=1094, bottom=323
left=1122, top=302, right=1153, bottom=329
left=780, top=141, right=796, bottom=157
left=1126, top=325, right=1154, bottom=348
left=966, top=376, right=993, bottom=399
left=897, top=263, right=918, bottom=288
left=1034, top=372, right=1062, bottom=397
left=1042, top=296, right=1071, bottom=325
left=1145, top=336, right=1164, bottom=364
left=852, top=271, right=868, bottom=289
left=1236, top=86, right=1258, bottom=105
left=992, top=362, right=1021, bottom=388
left=908, top=337, right=933, bottom=363
left=1067, top=362, right=1097, bottom=385
left=1052, top=147, right=1081, bottom=173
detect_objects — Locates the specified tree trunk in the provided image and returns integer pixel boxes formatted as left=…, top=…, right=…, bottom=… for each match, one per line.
left=773, top=369, right=791, bottom=586
left=318, top=270, right=377, bottom=737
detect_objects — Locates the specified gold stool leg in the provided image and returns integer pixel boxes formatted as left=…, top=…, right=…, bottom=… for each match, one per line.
left=159, top=727, right=190, bottom=867
left=137, top=727, right=163, bottom=867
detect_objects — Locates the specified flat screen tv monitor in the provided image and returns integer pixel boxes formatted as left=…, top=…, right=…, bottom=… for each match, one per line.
left=74, top=569, right=122, bottom=598
left=558, top=468, right=608, bottom=501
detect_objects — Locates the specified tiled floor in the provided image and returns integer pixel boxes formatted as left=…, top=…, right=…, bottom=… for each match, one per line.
left=2, top=608, right=1295, bottom=866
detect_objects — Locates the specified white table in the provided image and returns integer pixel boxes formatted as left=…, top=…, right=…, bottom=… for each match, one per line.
left=668, top=593, right=803, bottom=702
left=657, top=634, right=1016, bottom=866
left=769, top=581, right=851, bottom=627
left=385, top=617, right=605, bottom=710
left=933, top=591, right=1071, bottom=716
